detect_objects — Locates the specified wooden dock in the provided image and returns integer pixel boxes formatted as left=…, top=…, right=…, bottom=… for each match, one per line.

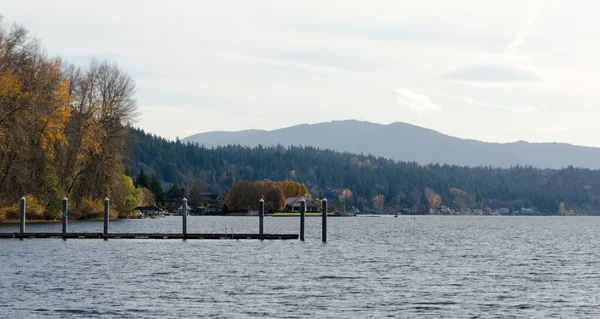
left=6, top=196, right=328, bottom=242
left=0, top=233, right=299, bottom=240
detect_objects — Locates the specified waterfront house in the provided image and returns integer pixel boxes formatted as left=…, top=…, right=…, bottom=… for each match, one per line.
left=171, top=202, right=192, bottom=215
left=132, top=205, right=165, bottom=218
left=520, top=207, right=535, bottom=215
left=285, top=195, right=315, bottom=212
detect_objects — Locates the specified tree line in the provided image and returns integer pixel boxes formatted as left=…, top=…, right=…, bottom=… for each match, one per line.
left=225, top=179, right=308, bottom=212
left=0, top=17, right=143, bottom=221
left=4, top=16, right=597, bottom=218
left=128, top=127, right=600, bottom=215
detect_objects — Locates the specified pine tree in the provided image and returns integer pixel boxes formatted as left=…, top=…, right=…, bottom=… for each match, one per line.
left=148, top=174, right=164, bottom=203
left=136, top=169, right=149, bottom=188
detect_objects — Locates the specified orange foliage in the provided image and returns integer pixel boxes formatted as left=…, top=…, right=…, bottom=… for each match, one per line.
left=40, top=79, right=72, bottom=159
left=0, top=195, right=46, bottom=220
left=373, top=194, right=385, bottom=212
left=227, top=179, right=308, bottom=211
left=449, top=188, right=468, bottom=197
left=0, top=70, right=22, bottom=98
left=278, top=180, right=308, bottom=197
left=559, top=202, right=565, bottom=215
left=427, top=193, right=442, bottom=209
left=76, top=116, right=105, bottom=163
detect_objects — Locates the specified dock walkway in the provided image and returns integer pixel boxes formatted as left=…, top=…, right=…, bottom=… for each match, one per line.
left=0, top=232, right=299, bottom=240
left=6, top=196, right=327, bottom=241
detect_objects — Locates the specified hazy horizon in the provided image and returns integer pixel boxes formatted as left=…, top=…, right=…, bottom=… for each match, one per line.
left=4, top=0, right=600, bottom=147
left=182, top=120, right=598, bottom=148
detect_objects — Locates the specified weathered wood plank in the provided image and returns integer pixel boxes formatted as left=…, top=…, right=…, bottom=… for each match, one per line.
left=0, top=233, right=299, bottom=240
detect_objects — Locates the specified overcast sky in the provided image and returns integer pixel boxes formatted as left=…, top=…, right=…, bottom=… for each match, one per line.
left=3, top=0, right=600, bottom=146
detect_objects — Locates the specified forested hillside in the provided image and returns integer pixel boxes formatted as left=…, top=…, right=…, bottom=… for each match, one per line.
left=128, top=128, right=600, bottom=215
left=183, top=120, right=600, bottom=169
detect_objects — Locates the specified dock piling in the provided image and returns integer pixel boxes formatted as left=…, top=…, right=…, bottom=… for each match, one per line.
left=62, top=197, right=68, bottom=238
left=19, top=197, right=26, bottom=235
left=322, top=198, right=327, bottom=243
left=300, top=199, right=305, bottom=241
left=182, top=198, right=187, bottom=240
left=103, top=197, right=109, bottom=238
left=259, top=199, right=264, bottom=235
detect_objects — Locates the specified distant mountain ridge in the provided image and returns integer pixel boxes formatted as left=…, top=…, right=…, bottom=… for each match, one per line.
left=182, top=120, right=600, bottom=169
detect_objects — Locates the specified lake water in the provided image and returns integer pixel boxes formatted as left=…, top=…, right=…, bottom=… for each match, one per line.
left=1, top=216, right=600, bottom=318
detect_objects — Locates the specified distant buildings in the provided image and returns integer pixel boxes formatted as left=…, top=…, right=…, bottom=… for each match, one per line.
left=171, top=202, right=192, bottom=216
left=132, top=205, right=165, bottom=218
left=162, top=193, right=225, bottom=215
left=413, top=205, right=542, bottom=216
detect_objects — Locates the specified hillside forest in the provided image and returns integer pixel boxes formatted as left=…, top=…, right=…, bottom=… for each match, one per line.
left=3, top=16, right=600, bottom=221
left=128, top=128, right=600, bottom=215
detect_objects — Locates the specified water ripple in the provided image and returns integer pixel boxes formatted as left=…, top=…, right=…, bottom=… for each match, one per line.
left=1, top=216, right=600, bottom=318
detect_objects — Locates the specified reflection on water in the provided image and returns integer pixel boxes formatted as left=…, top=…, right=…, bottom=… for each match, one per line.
left=1, top=216, right=600, bottom=318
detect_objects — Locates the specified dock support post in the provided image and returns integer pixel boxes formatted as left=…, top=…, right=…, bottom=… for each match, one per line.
left=19, top=197, right=26, bottom=235
left=259, top=198, right=264, bottom=235
left=182, top=198, right=187, bottom=240
left=322, top=198, right=327, bottom=243
left=62, top=197, right=68, bottom=239
left=300, top=199, right=305, bottom=241
left=104, top=197, right=109, bottom=238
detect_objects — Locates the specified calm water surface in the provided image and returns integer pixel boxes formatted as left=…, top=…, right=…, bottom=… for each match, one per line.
left=1, top=216, right=600, bottom=318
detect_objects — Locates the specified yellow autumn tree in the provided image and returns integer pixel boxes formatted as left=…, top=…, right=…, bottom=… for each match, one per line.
left=278, top=180, right=308, bottom=198
left=225, top=180, right=261, bottom=211
left=339, top=189, right=353, bottom=201
left=0, top=21, right=73, bottom=213
left=256, top=179, right=286, bottom=211
left=39, top=78, right=71, bottom=160
left=423, top=188, right=441, bottom=209
left=225, top=180, right=308, bottom=212
left=373, top=194, right=385, bottom=212
left=0, top=18, right=138, bottom=219
left=559, top=202, right=565, bottom=215
left=0, top=70, right=23, bottom=142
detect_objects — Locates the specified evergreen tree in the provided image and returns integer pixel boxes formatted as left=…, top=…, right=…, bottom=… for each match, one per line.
left=136, top=169, right=149, bottom=188
left=188, top=181, right=207, bottom=207
left=148, top=173, right=164, bottom=203
left=165, top=184, right=186, bottom=202
left=125, top=127, right=600, bottom=215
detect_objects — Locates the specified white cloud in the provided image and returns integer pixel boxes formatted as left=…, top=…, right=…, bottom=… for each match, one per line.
left=505, top=0, right=557, bottom=56
left=395, top=89, right=441, bottom=115
left=442, top=64, right=545, bottom=83
left=429, top=91, right=547, bottom=113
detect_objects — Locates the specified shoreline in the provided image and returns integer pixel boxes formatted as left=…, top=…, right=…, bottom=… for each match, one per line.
left=0, top=218, right=112, bottom=225
left=2, top=214, right=588, bottom=224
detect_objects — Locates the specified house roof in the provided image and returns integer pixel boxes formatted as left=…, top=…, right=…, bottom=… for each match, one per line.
left=285, top=195, right=310, bottom=206
left=199, top=193, right=224, bottom=200
left=177, top=203, right=192, bottom=210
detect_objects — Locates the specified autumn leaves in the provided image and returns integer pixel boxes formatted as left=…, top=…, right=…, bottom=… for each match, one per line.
left=0, top=18, right=138, bottom=220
